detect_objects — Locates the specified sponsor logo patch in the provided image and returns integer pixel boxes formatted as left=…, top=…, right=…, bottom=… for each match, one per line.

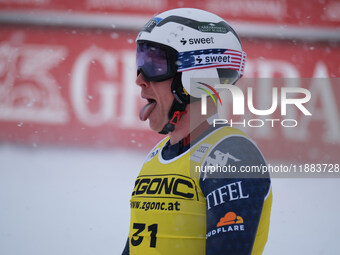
left=132, top=175, right=198, bottom=200
left=200, top=149, right=241, bottom=181
left=206, top=211, right=245, bottom=238
left=217, top=211, right=244, bottom=227
left=197, top=22, right=228, bottom=33
left=145, top=148, right=159, bottom=163
left=190, top=143, right=212, bottom=163
left=205, top=181, right=249, bottom=210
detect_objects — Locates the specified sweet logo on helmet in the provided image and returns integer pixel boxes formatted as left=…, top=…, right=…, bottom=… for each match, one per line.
left=177, top=48, right=245, bottom=73
left=195, top=54, right=231, bottom=65
left=180, top=38, right=187, bottom=45
left=180, top=37, right=215, bottom=45
left=195, top=56, right=203, bottom=64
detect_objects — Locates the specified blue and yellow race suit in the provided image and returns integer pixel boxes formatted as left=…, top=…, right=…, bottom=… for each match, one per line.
left=122, top=125, right=272, bottom=255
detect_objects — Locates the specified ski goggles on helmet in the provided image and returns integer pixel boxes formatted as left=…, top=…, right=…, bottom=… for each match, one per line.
left=136, top=41, right=178, bottom=82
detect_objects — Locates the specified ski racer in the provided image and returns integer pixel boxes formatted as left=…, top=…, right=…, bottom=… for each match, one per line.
left=122, top=8, right=272, bottom=255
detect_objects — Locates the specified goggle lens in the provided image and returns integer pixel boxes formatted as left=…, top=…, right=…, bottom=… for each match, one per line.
left=136, top=43, right=171, bottom=81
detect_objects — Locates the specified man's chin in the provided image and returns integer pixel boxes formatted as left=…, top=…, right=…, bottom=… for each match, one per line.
left=149, top=120, right=167, bottom=133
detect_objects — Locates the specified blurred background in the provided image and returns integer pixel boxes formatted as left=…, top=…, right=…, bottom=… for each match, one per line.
left=0, top=0, right=339, bottom=254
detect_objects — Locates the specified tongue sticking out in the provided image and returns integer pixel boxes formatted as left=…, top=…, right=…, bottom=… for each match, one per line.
left=139, top=101, right=156, bottom=121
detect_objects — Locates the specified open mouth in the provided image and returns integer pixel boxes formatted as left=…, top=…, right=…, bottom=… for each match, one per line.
left=139, top=98, right=157, bottom=121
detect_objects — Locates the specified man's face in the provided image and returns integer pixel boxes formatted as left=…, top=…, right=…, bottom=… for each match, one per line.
left=136, top=73, right=174, bottom=132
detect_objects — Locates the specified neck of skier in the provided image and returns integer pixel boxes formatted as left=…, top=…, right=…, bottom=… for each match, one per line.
left=168, top=98, right=216, bottom=145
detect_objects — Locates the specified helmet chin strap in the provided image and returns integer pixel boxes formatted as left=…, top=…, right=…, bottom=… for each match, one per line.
left=158, top=73, right=189, bottom=135
left=158, top=99, right=187, bottom=134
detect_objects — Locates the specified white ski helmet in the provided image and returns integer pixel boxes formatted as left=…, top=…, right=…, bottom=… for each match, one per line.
left=136, top=8, right=246, bottom=100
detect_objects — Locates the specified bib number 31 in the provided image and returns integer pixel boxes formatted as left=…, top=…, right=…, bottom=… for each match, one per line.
left=131, top=223, right=158, bottom=248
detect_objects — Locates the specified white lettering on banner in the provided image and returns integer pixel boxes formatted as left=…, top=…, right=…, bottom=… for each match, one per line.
left=71, top=48, right=149, bottom=129
left=0, top=31, right=338, bottom=150
left=0, top=34, right=69, bottom=123
left=253, top=60, right=300, bottom=78
left=285, top=62, right=340, bottom=143
left=206, top=0, right=286, bottom=19
left=71, top=47, right=118, bottom=126
left=325, top=2, right=340, bottom=22
left=311, top=62, right=340, bottom=143
left=86, top=0, right=166, bottom=10
left=0, top=0, right=50, bottom=4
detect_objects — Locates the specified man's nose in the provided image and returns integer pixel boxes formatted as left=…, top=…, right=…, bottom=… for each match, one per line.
left=136, top=72, right=150, bottom=88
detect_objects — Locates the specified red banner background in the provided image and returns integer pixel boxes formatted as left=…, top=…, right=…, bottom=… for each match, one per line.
left=0, top=1, right=339, bottom=163
left=1, top=0, right=339, bottom=28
